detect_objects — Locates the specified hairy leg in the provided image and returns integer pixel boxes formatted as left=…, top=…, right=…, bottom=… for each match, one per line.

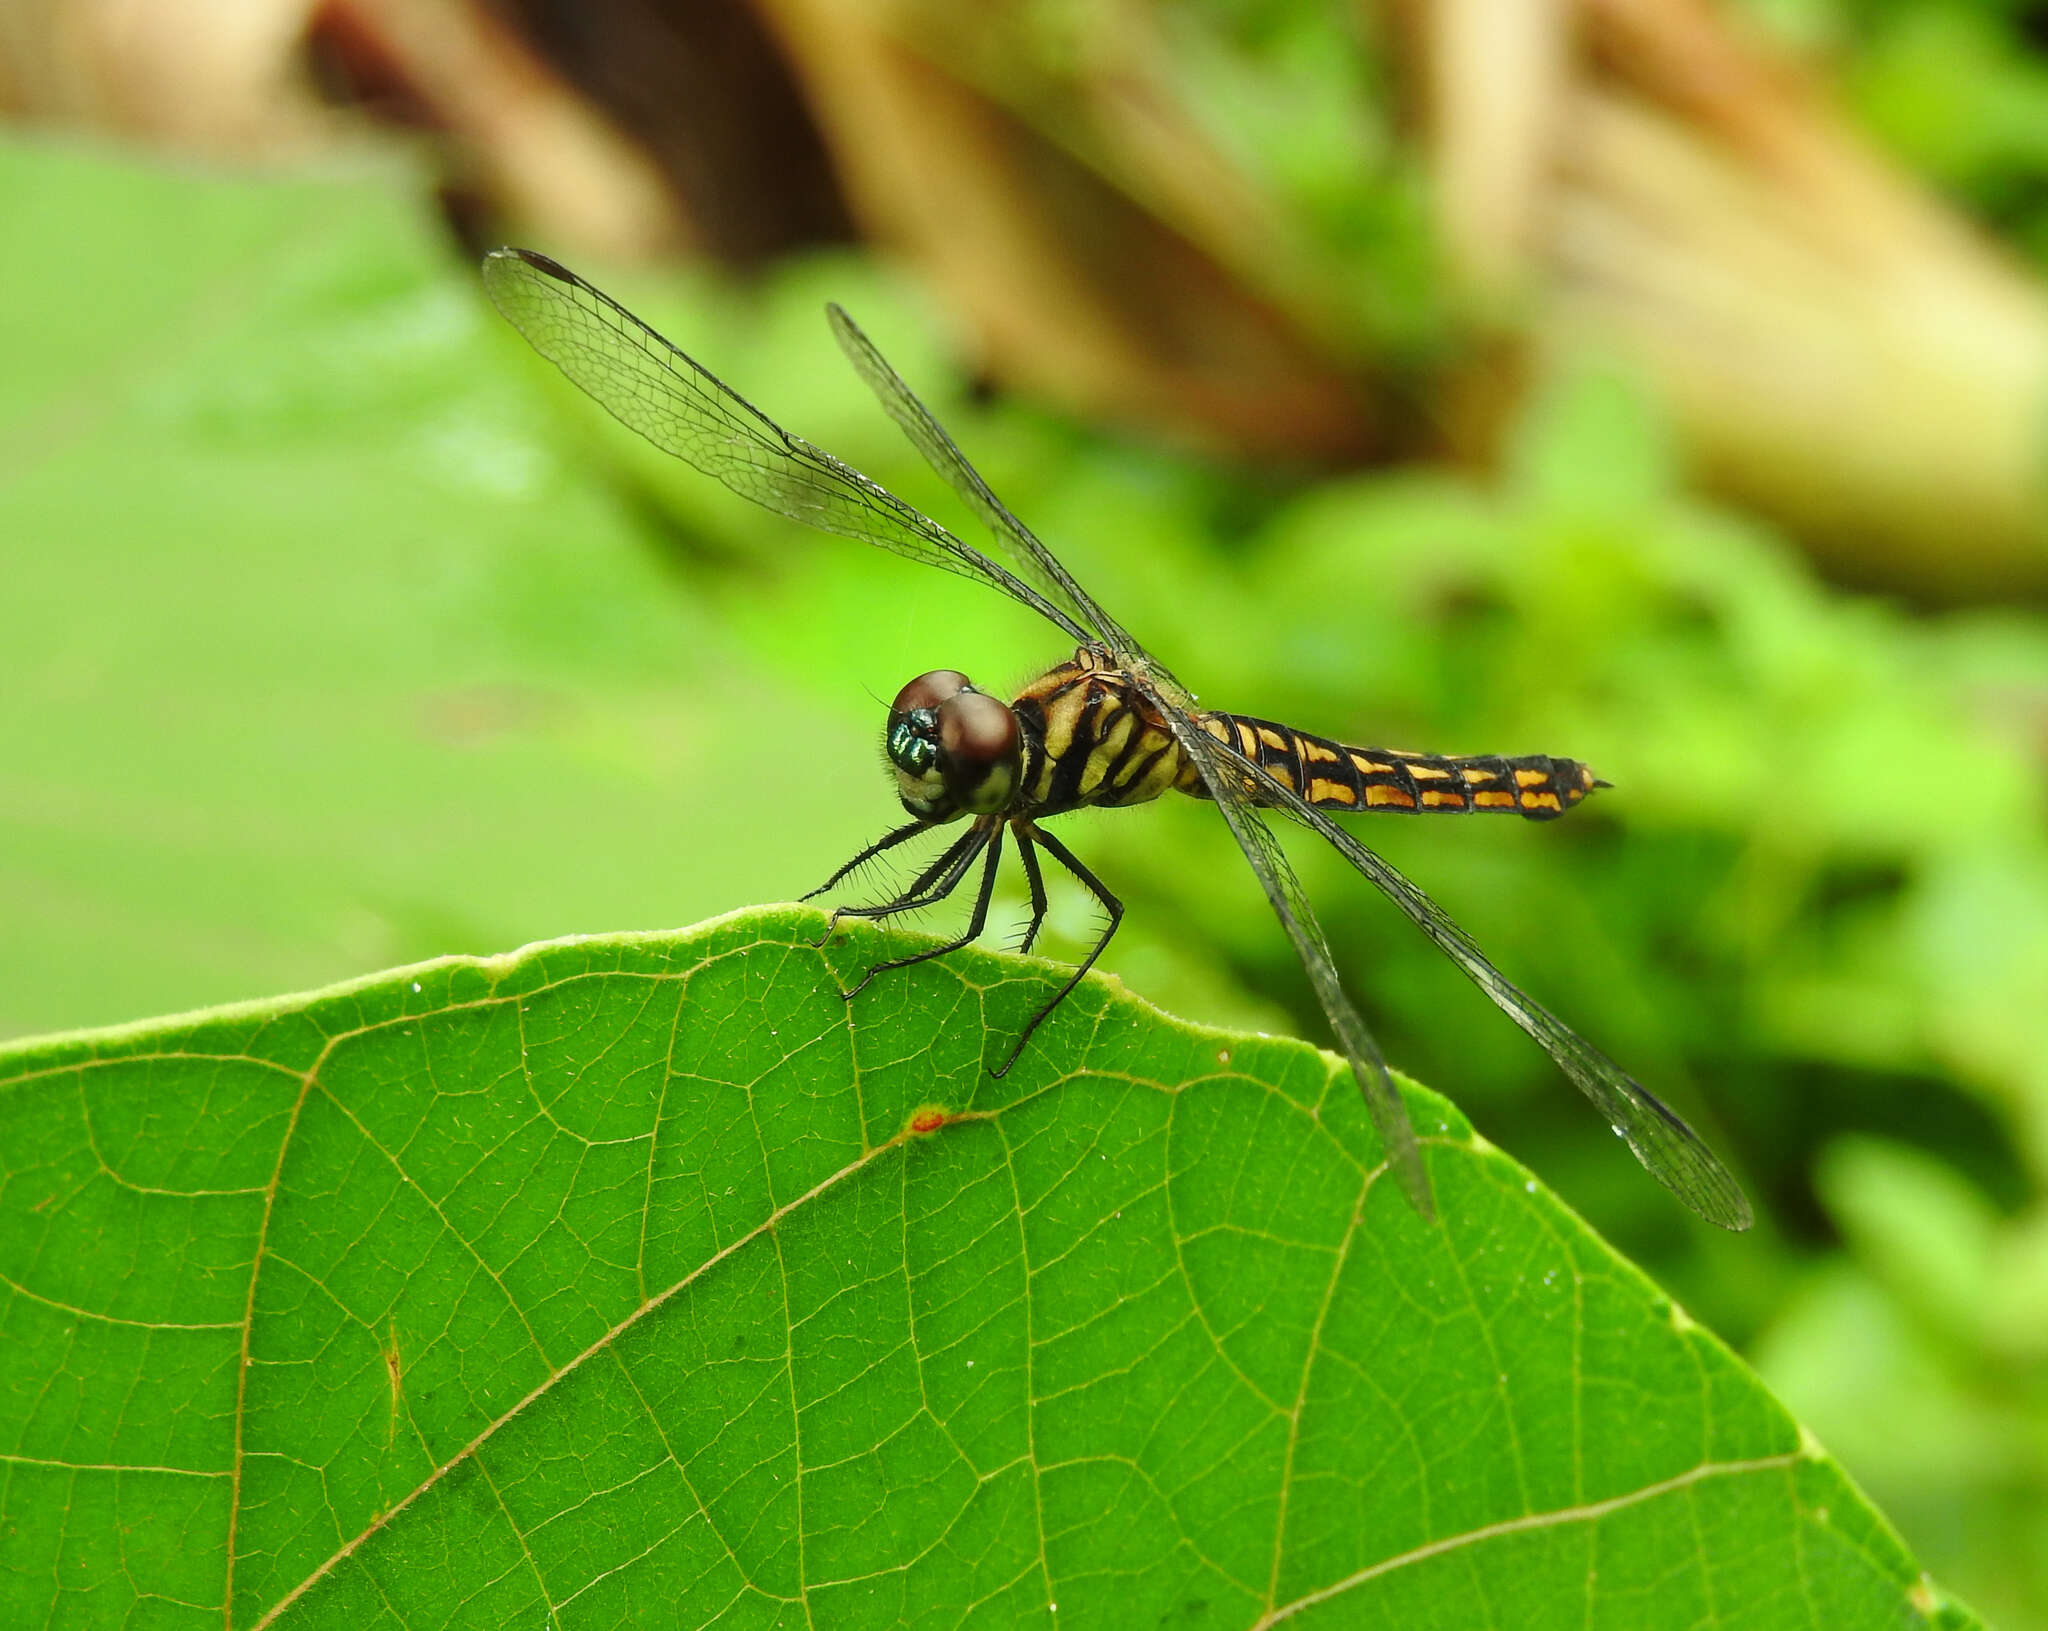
left=1014, top=828, right=1050, bottom=956
left=843, top=827, right=1007, bottom=1000
left=802, top=818, right=931, bottom=901
left=994, top=823, right=1122, bottom=1077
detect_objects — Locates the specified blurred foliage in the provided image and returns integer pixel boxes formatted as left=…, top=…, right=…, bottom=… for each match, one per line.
left=10, top=0, right=2048, bottom=1614
left=1761, top=0, right=2048, bottom=255
left=1149, top=0, right=1452, bottom=359
left=1715, top=15, right=2048, bottom=1608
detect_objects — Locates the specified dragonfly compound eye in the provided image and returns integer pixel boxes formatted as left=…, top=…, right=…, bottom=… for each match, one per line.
left=891, top=670, right=971, bottom=715
left=886, top=670, right=979, bottom=816
left=886, top=670, right=972, bottom=780
left=937, top=691, right=1022, bottom=813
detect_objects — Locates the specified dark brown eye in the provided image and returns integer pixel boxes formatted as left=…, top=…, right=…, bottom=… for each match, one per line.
left=938, top=691, right=1022, bottom=811
left=891, top=670, right=971, bottom=717
left=886, top=670, right=975, bottom=784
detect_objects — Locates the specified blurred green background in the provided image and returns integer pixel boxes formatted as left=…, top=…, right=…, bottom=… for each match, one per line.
left=4, top=0, right=2048, bottom=1623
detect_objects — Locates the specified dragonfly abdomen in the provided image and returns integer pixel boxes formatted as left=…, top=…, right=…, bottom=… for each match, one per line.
left=1191, top=713, right=1600, bottom=820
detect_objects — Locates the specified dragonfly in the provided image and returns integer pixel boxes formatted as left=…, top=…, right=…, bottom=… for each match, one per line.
left=482, top=246, right=1752, bottom=1231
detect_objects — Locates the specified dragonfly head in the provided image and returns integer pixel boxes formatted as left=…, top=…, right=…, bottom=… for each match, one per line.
left=886, top=670, right=1021, bottom=821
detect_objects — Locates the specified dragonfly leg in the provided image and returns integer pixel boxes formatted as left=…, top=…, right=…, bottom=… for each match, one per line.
left=810, top=823, right=979, bottom=948
left=828, top=823, right=987, bottom=926
left=1014, top=827, right=1049, bottom=955
left=802, top=818, right=931, bottom=902
left=993, top=823, right=1122, bottom=1077
left=843, top=827, right=1007, bottom=1000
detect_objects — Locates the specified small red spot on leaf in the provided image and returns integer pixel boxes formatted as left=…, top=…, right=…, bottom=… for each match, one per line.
left=909, top=1109, right=948, bottom=1134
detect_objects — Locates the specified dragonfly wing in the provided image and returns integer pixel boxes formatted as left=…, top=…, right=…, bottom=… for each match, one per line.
left=483, top=249, right=1090, bottom=642
left=822, top=304, right=1434, bottom=1200
left=823, top=302, right=1444, bottom=1207
left=825, top=303, right=1131, bottom=652
left=1159, top=703, right=1436, bottom=1220
left=1312, top=812, right=1751, bottom=1229
left=1220, top=745, right=1754, bottom=1230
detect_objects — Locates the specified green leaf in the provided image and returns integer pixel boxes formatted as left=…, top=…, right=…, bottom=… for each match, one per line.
left=0, top=910, right=1972, bottom=1629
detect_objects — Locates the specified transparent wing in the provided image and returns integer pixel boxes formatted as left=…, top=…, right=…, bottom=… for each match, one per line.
left=826, top=303, right=1126, bottom=652
left=1163, top=705, right=1437, bottom=1220
left=1316, top=814, right=1752, bottom=1228
left=1163, top=702, right=1753, bottom=1231
left=828, top=306, right=1443, bottom=1215
left=482, top=248, right=1092, bottom=644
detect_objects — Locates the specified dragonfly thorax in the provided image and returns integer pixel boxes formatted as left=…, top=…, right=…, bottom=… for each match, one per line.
left=886, top=670, right=1022, bottom=821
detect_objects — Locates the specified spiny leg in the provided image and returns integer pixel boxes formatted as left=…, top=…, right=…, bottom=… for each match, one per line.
left=1011, top=827, right=1048, bottom=954
left=844, top=827, right=1007, bottom=1000
left=810, top=824, right=986, bottom=947
left=994, top=823, right=1123, bottom=1077
left=1014, top=829, right=1050, bottom=955
left=803, top=818, right=931, bottom=901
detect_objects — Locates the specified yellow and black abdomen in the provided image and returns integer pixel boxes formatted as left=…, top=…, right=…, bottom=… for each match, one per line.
left=1189, top=713, right=1601, bottom=820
